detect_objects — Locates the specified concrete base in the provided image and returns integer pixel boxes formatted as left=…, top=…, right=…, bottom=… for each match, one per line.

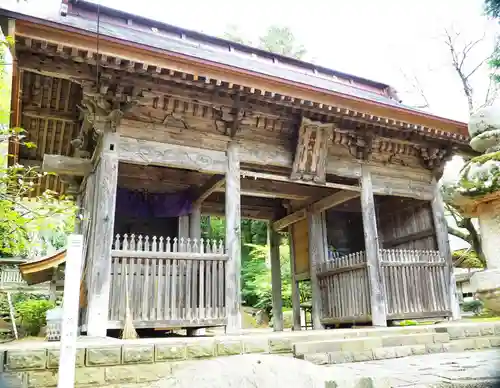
left=471, top=269, right=500, bottom=313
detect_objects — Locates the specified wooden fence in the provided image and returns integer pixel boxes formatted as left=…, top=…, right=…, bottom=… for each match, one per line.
left=109, top=234, right=228, bottom=329
left=317, top=249, right=451, bottom=324
left=380, top=249, right=450, bottom=319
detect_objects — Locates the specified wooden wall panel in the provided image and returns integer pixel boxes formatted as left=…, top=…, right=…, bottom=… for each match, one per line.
left=325, top=211, right=365, bottom=255
left=292, top=218, right=310, bottom=279
left=377, top=199, right=437, bottom=250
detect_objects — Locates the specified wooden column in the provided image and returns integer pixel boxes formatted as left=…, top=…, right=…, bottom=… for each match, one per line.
left=225, top=141, right=242, bottom=333
left=269, top=224, right=283, bottom=331
left=86, top=132, right=119, bottom=337
left=288, top=226, right=301, bottom=331
left=360, top=167, right=387, bottom=327
left=179, top=215, right=189, bottom=238
left=431, top=178, right=461, bottom=320
left=307, top=212, right=324, bottom=330
left=189, top=205, right=202, bottom=239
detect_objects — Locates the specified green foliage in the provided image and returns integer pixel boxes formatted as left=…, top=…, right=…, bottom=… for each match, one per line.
left=453, top=248, right=485, bottom=268
left=485, top=0, right=500, bottom=18
left=0, top=292, right=48, bottom=318
left=15, top=299, right=55, bottom=336
left=398, top=320, right=418, bottom=326
left=462, top=299, right=484, bottom=316
left=222, top=25, right=307, bottom=60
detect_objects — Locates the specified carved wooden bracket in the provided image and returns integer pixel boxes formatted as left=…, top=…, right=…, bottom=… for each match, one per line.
left=415, top=145, right=453, bottom=178
left=213, top=106, right=255, bottom=137
left=291, top=117, right=334, bottom=183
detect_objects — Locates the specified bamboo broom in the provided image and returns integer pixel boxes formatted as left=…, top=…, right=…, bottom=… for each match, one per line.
left=121, top=267, right=138, bottom=339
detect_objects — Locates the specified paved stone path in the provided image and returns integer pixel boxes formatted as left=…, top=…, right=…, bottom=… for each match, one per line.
left=325, top=349, right=500, bottom=387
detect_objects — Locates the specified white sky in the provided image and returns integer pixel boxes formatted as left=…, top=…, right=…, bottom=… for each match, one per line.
left=13, top=0, right=498, bottom=249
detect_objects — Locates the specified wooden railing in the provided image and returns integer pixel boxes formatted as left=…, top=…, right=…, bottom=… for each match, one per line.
left=380, top=249, right=450, bottom=319
left=317, top=249, right=451, bottom=324
left=317, top=251, right=371, bottom=323
left=109, top=234, right=228, bottom=329
left=0, top=268, right=24, bottom=284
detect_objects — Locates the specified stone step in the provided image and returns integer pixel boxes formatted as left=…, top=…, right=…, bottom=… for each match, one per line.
left=300, top=335, right=500, bottom=365
left=293, top=332, right=449, bottom=356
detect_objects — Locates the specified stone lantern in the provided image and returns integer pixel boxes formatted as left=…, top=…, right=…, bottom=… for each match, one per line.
left=442, top=104, right=500, bottom=312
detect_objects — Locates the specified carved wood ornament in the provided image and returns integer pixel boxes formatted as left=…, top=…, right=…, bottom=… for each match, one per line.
left=291, top=117, right=334, bottom=183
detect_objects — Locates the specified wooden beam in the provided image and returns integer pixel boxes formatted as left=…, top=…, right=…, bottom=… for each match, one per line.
left=42, top=154, right=92, bottom=177
left=273, top=190, right=360, bottom=231
left=23, top=107, right=79, bottom=123
left=193, top=175, right=225, bottom=206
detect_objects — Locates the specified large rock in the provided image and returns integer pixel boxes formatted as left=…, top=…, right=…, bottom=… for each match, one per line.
left=150, top=354, right=342, bottom=388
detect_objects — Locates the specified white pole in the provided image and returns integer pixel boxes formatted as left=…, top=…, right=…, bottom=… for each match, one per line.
left=7, top=292, right=18, bottom=340
left=57, top=234, right=84, bottom=388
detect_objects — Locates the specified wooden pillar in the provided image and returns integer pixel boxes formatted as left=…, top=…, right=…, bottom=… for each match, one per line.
left=269, top=224, right=283, bottom=331
left=189, top=205, right=202, bottom=239
left=86, top=132, right=119, bottom=337
left=431, top=178, right=461, bottom=320
left=360, top=167, right=387, bottom=327
left=307, top=212, right=324, bottom=330
left=288, top=226, right=301, bottom=331
left=179, top=215, right=189, bottom=238
left=225, top=141, right=242, bottom=333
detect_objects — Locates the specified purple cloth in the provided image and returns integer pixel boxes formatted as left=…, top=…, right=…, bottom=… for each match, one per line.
left=116, top=188, right=193, bottom=218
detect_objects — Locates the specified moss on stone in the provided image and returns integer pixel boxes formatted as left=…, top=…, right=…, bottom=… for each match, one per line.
left=471, top=150, right=500, bottom=165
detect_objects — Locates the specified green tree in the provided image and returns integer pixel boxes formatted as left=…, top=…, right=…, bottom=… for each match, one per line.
left=222, top=25, right=307, bottom=60
left=485, top=0, right=500, bottom=18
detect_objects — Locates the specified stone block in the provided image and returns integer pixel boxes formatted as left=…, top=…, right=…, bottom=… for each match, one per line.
left=303, top=353, right=329, bottom=365
left=6, top=350, right=47, bottom=370
left=373, top=347, right=396, bottom=360
left=216, top=340, right=242, bottom=356
left=328, top=351, right=354, bottom=364
left=494, top=323, right=500, bottom=335
left=341, top=338, right=381, bottom=352
left=352, top=350, right=374, bottom=362
left=451, top=338, right=476, bottom=351
left=136, top=363, right=172, bottom=383
left=105, top=366, right=139, bottom=384
left=474, top=337, right=492, bottom=349
left=27, top=370, right=57, bottom=388
left=86, top=347, right=122, bottom=366
left=410, top=345, right=427, bottom=355
left=490, top=337, right=500, bottom=347
left=413, top=333, right=435, bottom=345
left=1, top=372, right=26, bottom=388
left=464, top=326, right=482, bottom=337
left=445, top=326, right=465, bottom=339
left=186, top=341, right=215, bottom=359
left=47, top=348, right=85, bottom=369
left=394, top=346, right=412, bottom=358
left=425, top=343, right=443, bottom=354
left=155, top=343, right=187, bottom=361
left=122, top=345, right=154, bottom=364
left=480, top=324, right=495, bottom=336
left=268, top=337, right=292, bottom=353
left=242, top=338, right=269, bottom=354
left=75, top=367, right=105, bottom=385
left=432, top=333, right=450, bottom=343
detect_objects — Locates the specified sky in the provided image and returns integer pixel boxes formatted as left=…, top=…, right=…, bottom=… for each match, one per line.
left=9, top=0, right=498, bottom=249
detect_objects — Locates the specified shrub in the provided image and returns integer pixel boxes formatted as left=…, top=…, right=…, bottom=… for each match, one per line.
left=462, top=299, right=483, bottom=315
left=15, top=299, right=55, bottom=336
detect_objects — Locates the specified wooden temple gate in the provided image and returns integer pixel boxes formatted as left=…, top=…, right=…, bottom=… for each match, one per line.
left=1, top=0, right=475, bottom=335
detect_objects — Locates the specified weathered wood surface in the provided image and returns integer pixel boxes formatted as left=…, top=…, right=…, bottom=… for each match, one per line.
left=193, top=175, right=225, bottom=206
left=273, top=190, right=360, bottom=231
left=377, top=199, right=437, bottom=250
left=307, top=213, right=325, bottom=330
left=86, top=132, right=119, bottom=337
left=42, top=154, right=92, bottom=176
left=360, top=167, right=387, bottom=327
left=380, top=249, right=451, bottom=319
left=291, top=117, right=333, bottom=183
left=317, top=251, right=370, bottom=324
left=178, top=215, right=189, bottom=238
left=269, top=227, right=283, bottom=331
left=431, top=179, right=461, bottom=320
left=288, top=225, right=302, bottom=331
left=316, top=249, right=451, bottom=324
left=225, top=141, right=242, bottom=333
left=109, top=235, right=227, bottom=328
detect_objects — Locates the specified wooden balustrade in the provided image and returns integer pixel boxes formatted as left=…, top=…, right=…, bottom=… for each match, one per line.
left=380, top=249, right=450, bottom=319
left=108, top=234, right=228, bottom=329
left=317, top=249, right=451, bottom=324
